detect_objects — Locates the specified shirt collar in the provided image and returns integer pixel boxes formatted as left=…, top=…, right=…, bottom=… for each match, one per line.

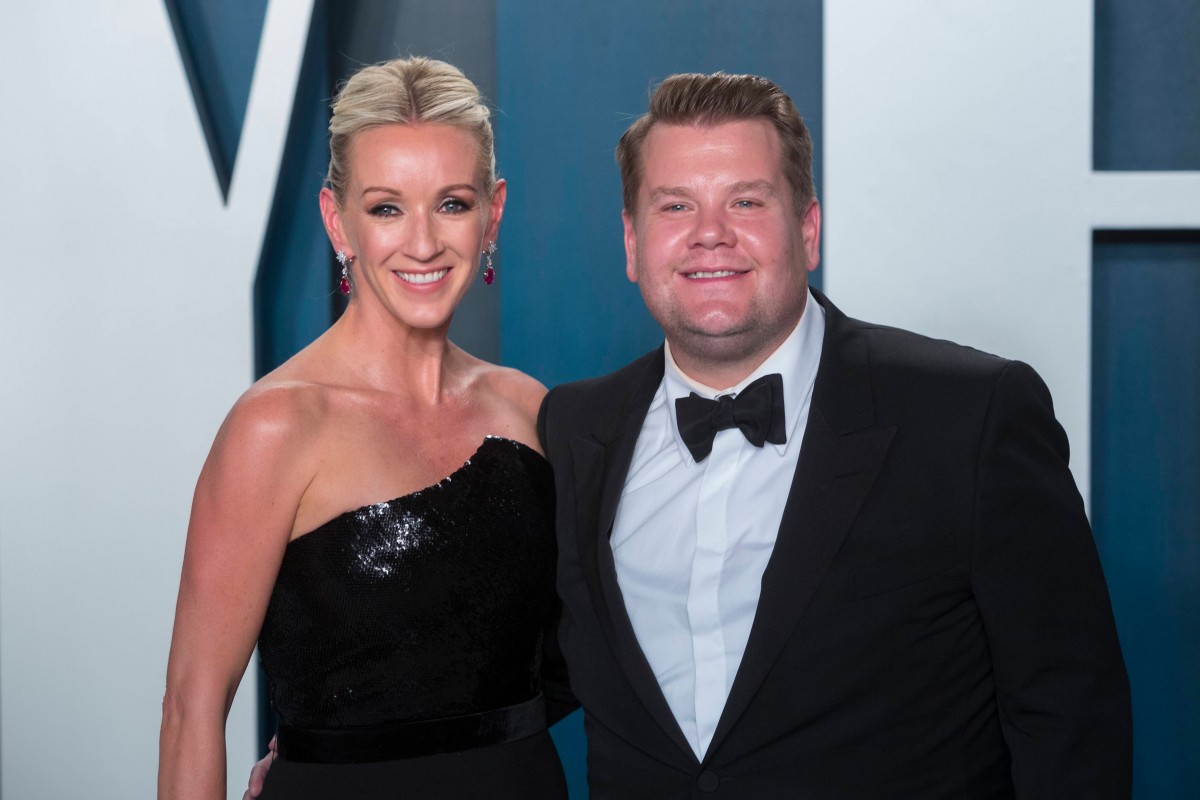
left=662, top=289, right=826, bottom=461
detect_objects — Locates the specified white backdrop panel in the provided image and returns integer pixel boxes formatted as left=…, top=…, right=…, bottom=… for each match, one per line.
left=0, top=1, right=311, bottom=797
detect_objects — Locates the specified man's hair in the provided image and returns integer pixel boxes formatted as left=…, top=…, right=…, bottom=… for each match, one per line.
left=616, top=72, right=815, bottom=216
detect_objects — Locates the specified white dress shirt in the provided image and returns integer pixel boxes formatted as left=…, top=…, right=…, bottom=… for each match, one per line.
left=611, top=292, right=825, bottom=759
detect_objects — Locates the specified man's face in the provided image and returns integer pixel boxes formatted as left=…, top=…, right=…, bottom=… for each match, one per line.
left=623, top=119, right=820, bottom=382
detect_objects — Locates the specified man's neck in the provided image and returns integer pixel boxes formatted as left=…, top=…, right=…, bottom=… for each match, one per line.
left=666, top=324, right=805, bottom=393
left=666, top=292, right=814, bottom=390
left=667, top=348, right=773, bottom=393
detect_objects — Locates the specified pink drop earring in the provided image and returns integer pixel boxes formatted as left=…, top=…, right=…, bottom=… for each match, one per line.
left=482, top=241, right=497, bottom=285
left=336, top=251, right=353, bottom=294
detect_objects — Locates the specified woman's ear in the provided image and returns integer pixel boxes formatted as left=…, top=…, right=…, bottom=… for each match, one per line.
left=484, top=178, right=506, bottom=245
left=319, top=187, right=350, bottom=256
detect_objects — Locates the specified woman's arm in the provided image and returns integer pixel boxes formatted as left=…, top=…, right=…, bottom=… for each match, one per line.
left=159, top=388, right=314, bottom=800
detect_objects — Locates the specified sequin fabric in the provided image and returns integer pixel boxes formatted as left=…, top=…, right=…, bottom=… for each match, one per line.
left=257, top=437, right=557, bottom=729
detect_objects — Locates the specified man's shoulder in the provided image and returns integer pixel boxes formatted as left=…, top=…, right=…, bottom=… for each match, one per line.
left=538, top=348, right=663, bottom=444
left=824, top=310, right=1063, bottom=430
left=814, top=289, right=1011, bottom=382
left=547, top=348, right=664, bottom=406
left=865, top=319, right=1007, bottom=369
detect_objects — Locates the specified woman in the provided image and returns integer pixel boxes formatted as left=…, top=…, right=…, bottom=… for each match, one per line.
left=159, top=57, right=570, bottom=799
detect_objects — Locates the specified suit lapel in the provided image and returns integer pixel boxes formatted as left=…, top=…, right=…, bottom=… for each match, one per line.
left=708, top=291, right=896, bottom=756
left=569, top=350, right=698, bottom=759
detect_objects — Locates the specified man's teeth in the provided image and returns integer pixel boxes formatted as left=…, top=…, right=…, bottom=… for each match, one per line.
left=396, top=269, right=448, bottom=284
left=687, top=270, right=738, bottom=279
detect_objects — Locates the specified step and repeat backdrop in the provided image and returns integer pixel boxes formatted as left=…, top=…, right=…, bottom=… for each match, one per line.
left=1, top=1, right=1196, bottom=797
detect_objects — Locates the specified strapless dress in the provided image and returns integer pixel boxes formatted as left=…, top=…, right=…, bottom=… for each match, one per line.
left=256, top=436, right=567, bottom=799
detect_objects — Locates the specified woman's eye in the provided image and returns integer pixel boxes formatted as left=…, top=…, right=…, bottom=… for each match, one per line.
left=369, top=204, right=400, bottom=217
left=441, top=197, right=472, bottom=214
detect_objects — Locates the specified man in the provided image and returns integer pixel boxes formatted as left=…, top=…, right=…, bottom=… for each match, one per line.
left=536, top=72, right=1131, bottom=797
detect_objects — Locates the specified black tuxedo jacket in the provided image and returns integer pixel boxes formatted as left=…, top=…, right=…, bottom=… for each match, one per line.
left=537, top=290, right=1131, bottom=799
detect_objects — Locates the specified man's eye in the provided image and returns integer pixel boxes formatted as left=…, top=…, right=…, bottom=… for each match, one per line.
left=734, top=199, right=759, bottom=208
left=664, top=203, right=687, bottom=212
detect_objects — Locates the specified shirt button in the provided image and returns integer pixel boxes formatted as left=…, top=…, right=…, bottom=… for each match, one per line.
left=697, top=770, right=720, bottom=792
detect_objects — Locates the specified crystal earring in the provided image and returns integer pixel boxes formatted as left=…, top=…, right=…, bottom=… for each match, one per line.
left=336, top=251, right=352, bottom=295
left=483, top=241, right=497, bottom=285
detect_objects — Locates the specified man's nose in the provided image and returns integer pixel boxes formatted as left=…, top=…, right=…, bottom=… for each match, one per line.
left=690, top=205, right=735, bottom=248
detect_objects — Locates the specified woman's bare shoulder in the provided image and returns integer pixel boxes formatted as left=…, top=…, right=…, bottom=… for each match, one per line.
left=228, top=378, right=328, bottom=438
left=473, top=362, right=547, bottom=419
left=201, top=374, right=343, bottom=491
left=450, top=351, right=547, bottom=451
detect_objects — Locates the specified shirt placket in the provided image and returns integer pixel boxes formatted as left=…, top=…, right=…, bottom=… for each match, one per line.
left=688, top=426, right=741, bottom=757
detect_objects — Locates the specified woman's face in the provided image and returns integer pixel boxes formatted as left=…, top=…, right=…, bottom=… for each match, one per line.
left=321, top=122, right=504, bottom=333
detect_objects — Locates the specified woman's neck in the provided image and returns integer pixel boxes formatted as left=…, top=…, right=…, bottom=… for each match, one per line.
left=327, top=304, right=465, bottom=404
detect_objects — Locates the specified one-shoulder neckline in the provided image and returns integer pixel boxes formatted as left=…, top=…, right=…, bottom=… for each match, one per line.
left=289, top=436, right=545, bottom=545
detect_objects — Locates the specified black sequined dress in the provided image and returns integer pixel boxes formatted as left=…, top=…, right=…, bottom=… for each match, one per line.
left=256, top=437, right=566, bottom=799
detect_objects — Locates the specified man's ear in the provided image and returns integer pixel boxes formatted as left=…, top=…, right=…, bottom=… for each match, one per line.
left=801, top=199, right=821, bottom=272
left=623, top=209, right=639, bottom=283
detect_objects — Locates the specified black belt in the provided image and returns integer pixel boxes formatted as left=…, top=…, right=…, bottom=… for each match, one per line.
left=275, top=694, right=547, bottom=764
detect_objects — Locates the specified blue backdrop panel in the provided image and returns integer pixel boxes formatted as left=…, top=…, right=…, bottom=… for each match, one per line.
left=1092, top=230, right=1200, bottom=798
left=1094, top=0, right=1200, bottom=170
left=255, top=0, right=333, bottom=380
left=496, top=0, right=823, bottom=388
left=163, top=0, right=269, bottom=199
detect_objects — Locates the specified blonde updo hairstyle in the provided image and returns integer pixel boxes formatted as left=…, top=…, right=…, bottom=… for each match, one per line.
left=326, top=57, right=497, bottom=206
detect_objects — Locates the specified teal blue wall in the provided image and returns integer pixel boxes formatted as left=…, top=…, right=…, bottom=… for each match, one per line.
left=255, top=0, right=333, bottom=380
left=163, top=0, right=268, bottom=199
left=1094, top=0, right=1200, bottom=170
left=1092, top=3, right=1200, bottom=794
left=1092, top=231, right=1200, bottom=797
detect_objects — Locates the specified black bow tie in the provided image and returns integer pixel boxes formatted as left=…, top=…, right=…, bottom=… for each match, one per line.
left=674, top=373, right=786, bottom=463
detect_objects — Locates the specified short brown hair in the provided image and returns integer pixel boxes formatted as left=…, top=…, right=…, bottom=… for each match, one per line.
left=326, top=57, right=496, bottom=206
left=616, top=72, right=815, bottom=216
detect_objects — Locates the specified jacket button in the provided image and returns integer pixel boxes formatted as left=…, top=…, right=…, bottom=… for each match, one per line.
left=697, top=770, right=719, bottom=792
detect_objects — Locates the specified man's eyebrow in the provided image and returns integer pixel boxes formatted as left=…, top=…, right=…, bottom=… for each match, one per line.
left=646, top=181, right=778, bottom=204
left=647, top=186, right=692, bottom=204
left=729, top=180, right=776, bottom=196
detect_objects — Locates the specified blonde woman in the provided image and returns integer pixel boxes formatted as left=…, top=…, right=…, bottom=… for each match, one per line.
left=160, top=58, right=570, bottom=799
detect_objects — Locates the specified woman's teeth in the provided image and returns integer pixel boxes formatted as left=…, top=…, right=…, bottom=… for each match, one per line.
left=396, top=269, right=448, bottom=284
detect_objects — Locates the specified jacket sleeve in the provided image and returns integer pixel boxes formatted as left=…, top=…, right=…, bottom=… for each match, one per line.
left=539, top=595, right=579, bottom=725
left=971, top=361, right=1132, bottom=798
